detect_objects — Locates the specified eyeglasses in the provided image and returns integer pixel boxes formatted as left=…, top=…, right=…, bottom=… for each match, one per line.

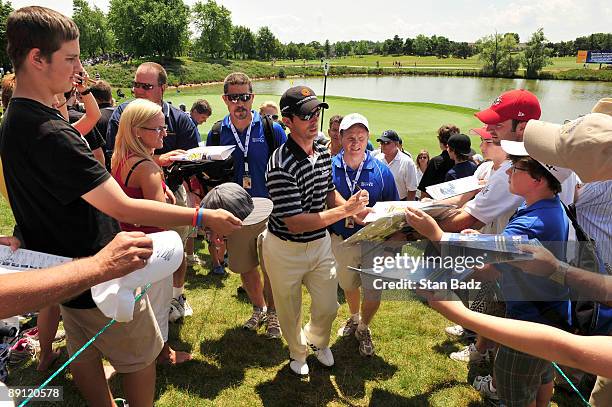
left=510, top=164, right=530, bottom=174
left=480, top=138, right=494, bottom=144
left=225, top=93, right=253, bottom=103
left=295, top=108, right=321, bottom=121
left=139, top=125, right=167, bottom=134
left=271, top=114, right=279, bottom=120
left=132, top=81, right=156, bottom=90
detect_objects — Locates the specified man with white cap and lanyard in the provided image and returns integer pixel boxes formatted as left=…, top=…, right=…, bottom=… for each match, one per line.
left=261, top=86, right=369, bottom=376
left=330, top=113, right=399, bottom=357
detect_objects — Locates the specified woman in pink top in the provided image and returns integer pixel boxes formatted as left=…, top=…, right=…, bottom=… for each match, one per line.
left=112, top=98, right=191, bottom=365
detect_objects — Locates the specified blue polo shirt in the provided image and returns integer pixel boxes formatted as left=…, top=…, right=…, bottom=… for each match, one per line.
left=106, top=100, right=200, bottom=157
left=206, top=111, right=286, bottom=198
left=330, top=151, right=399, bottom=239
left=445, top=160, right=477, bottom=181
left=499, top=196, right=571, bottom=328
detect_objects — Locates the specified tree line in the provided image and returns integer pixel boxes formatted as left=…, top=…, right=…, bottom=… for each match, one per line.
left=0, top=0, right=610, bottom=78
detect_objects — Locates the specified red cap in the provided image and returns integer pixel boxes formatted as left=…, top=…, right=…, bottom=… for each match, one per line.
left=475, top=89, right=541, bottom=124
left=471, top=126, right=493, bottom=139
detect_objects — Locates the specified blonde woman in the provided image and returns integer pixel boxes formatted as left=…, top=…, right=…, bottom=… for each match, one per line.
left=111, top=98, right=191, bottom=365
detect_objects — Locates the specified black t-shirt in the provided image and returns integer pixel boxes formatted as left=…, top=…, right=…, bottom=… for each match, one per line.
left=417, top=150, right=455, bottom=193
left=0, top=98, right=120, bottom=308
left=67, top=106, right=106, bottom=151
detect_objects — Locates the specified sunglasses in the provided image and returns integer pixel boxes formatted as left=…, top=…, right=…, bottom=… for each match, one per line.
left=271, top=114, right=279, bottom=120
left=295, top=108, right=321, bottom=121
left=132, top=81, right=156, bottom=90
left=510, top=164, right=530, bottom=174
left=481, top=138, right=494, bottom=144
left=139, top=125, right=168, bottom=134
left=225, top=93, right=253, bottom=103
left=418, top=155, right=428, bottom=159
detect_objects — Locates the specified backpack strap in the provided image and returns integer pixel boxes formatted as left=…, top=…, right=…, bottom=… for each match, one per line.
left=208, top=120, right=223, bottom=146
left=125, top=158, right=150, bottom=187
left=261, top=114, right=277, bottom=158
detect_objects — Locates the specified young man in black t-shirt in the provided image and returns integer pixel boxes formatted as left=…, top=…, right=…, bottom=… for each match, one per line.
left=0, top=7, right=241, bottom=406
left=417, top=124, right=459, bottom=198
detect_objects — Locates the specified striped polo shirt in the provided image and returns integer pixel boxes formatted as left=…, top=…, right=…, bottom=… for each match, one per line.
left=266, top=136, right=335, bottom=242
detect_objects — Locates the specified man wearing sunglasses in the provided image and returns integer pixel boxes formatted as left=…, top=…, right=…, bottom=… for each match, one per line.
left=261, top=86, right=370, bottom=376
left=206, top=72, right=287, bottom=338
left=374, top=129, right=418, bottom=200
left=106, top=62, right=202, bottom=324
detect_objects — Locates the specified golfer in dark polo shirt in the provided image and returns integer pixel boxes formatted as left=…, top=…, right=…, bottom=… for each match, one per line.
left=261, top=86, right=369, bottom=376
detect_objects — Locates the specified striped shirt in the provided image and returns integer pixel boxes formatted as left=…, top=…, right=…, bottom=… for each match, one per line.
left=575, top=181, right=612, bottom=266
left=266, top=136, right=335, bottom=242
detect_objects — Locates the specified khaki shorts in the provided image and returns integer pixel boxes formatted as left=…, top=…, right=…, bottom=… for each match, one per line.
left=331, top=233, right=362, bottom=291
left=60, top=294, right=163, bottom=374
left=226, top=219, right=267, bottom=274
left=169, top=184, right=191, bottom=243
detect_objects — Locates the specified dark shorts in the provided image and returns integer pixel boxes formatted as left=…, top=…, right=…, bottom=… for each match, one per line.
left=494, top=345, right=554, bottom=407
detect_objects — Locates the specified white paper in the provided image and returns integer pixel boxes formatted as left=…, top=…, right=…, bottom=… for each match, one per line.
left=425, top=176, right=482, bottom=200
left=0, top=245, right=71, bottom=275
left=363, top=201, right=451, bottom=223
left=169, top=145, right=235, bottom=162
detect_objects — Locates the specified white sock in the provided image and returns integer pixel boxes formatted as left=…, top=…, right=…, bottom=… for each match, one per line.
left=173, top=286, right=184, bottom=298
left=489, top=381, right=496, bottom=392
left=351, top=313, right=360, bottom=323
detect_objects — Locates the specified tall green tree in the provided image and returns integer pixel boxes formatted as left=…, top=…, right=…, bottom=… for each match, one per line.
left=451, top=42, right=473, bottom=59
left=192, top=0, right=232, bottom=59
left=521, top=28, right=552, bottom=78
left=413, top=34, right=431, bottom=56
left=108, top=0, right=189, bottom=58
left=0, top=0, right=14, bottom=70
left=231, top=25, right=256, bottom=59
left=477, top=33, right=520, bottom=77
left=432, top=35, right=451, bottom=58
left=73, top=0, right=114, bottom=58
left=324, top=40, right=331, bottom=58
left=256, top=26, right=278, bottom=60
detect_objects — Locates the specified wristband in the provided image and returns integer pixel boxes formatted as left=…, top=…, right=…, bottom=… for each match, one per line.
left=192, top=208, right=199, bottom=227
left=79, top=88, right=91, bottom=96
left=196, top=208, right=204, bottom=228
left=549, top=261, right=570, bottom=286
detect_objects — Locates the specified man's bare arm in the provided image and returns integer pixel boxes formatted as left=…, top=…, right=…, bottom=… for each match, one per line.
left=0, top=232, right=152, bottom=319
left=437, top=209, right=484, bottom=232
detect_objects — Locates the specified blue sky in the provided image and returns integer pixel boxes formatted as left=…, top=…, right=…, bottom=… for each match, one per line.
left=11, top=0, right=612, bottom=43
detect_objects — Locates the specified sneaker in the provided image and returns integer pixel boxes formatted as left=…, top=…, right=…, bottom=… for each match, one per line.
left=289, top=359, right=309, bottom=376
left=445, top=324, right=465, bottom=337
left=186, top=254, right=202, bottom=266
left=337, top=317, right=358, bottom=337
left=450, top=343, right=491, bottom=363
left=308, top=343, right=334, bottom=367
left=9, top=337, right=38, bottom=365
left=210, top=265, right=226, bottom=276
left=243, top=307, right=266, bottom=331
left=355, top=327, right=375, bottom=357
left=169, top=294, right=193, bottom=322
left=265, top=311, right=282, bottom=339
left=473, top=374, right=499, bottom=401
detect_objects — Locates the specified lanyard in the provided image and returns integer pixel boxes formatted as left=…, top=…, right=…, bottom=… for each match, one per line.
left=342, top=153, right=366, bottom=195
left=230, top=117, right=253, bottom=172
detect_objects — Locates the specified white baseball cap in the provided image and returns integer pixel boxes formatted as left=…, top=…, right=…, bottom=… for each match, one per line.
left=339, top=113, right=369, bottom=132
left=501, top=140, right=572, bottom=184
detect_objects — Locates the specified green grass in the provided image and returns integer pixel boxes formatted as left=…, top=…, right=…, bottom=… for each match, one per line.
left=2, top=98, right=581, bottom=406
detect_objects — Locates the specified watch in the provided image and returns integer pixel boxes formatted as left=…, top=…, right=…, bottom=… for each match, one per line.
left=79, top=88, right=91, bottom=96
left=549, top=261, right=570, bottom=286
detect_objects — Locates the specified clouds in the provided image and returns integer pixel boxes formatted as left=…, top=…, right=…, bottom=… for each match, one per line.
left=10, top=0, right=609, bottom=44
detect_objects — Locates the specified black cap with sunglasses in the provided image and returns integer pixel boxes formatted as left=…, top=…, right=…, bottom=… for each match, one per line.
left=279, top=86, right=329, bottom=117
left=377, top=129, right=401, bottom=144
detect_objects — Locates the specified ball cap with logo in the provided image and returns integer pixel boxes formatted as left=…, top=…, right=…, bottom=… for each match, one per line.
left=523, top=113, right=612, bottom=183
left=470, top=126, right=493, bottom=140
left=475, top=89, right=541, bottom=125
left=280, top=86, right=329, bottom=116
left=340, top=113, right=370, bottom=132
left=377, top=129, right=400, bottom=143
left=200, top=183, right=273, bottom=226
left=500, top=140, right=572, bottom=184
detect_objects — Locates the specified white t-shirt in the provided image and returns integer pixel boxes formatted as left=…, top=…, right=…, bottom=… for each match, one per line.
left=464, top=161, right=524, bottom=233
left=474, top=160, right=494, bottom=183
left=374, top=150, right=418, bottom=199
